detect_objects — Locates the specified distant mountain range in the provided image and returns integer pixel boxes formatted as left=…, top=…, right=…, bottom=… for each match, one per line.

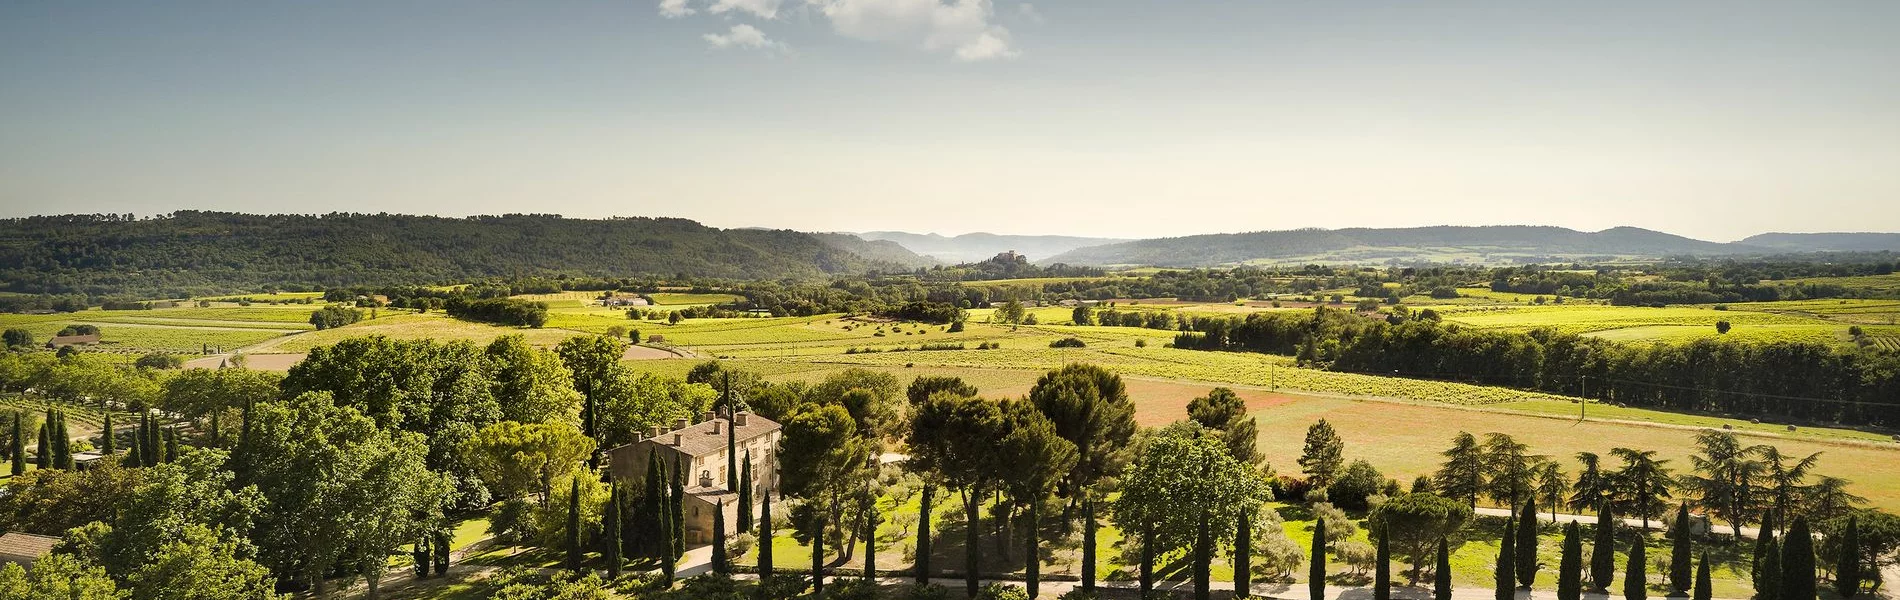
left=855, top=231, right=1128, bottom=264
left=1038, top=226, right=1900, bottom=267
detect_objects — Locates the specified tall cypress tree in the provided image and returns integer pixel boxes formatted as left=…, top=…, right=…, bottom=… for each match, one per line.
left=758, top=488, right=774, bottom=584
left=433, top=529, right=450, bottom=575
left=1593, top=502, right=1618, bottom=593
left=163, top=426, right=178, bottom=464
left=55, top=411, right=73, bottom=470
left=670, top=455, right=685, bottom=559
left=1311, top=515, right=1327, bottom=600
left=100, top=411, right=113, bottom=455
left=1236, top=509, right=1253, bottom=598
left=657, top=469, right=675, bottom=586
left=123, top=422, right=141, bottom=468
left=1517, top=497, right=1539, bottom=589
left=1375, top=524, right=1391, bottom=600
left=1670, top=503, right=1693, bottom=596
left=725, top=377, right=738, bottom=491
left=1625, top=538, right=1648, bottom=600
left=1559, top=521, right=1583, bottom=600
left=811, top=513, right=825, bottom=595
left=412, top=535, right=431, bottom=578
left=738, top=451, right=754, bottom=532
left=604, top=482, right=623, bottom=579
left=208, top=411, right=221, bottom=447
left=1780, top=517, right=1816, bottom=600
left=1194, top=509, right=1212, bottom=600
left=1694, top=553, right=1712, bottom=600
left=1140, top=522, right=1156, bottom=598
left=1496, top=517, right=1517, bottom=600
left=34, top=422, right=48, bottom=470
left=643, top=450, right=664, bottom=559
left=919, top=482, right=934, bottom=584
left=712, top=499, right=729, bottom=576
left=1078, top=495, right=1092, bottom=592
left=1753, top=512, right=1778, bottom=595
left=1836, top=514, right=1861, bottom=598
left=8, top=414, right=23, bottom=476
left=866, top=502, right=878, bottom=582
left=1436, top=538, right=1453, bottom=600
left=565, top=477, right=583, bottom=572
left=1757, top=539, right=1781, bottom=600
left=1028, top=498, right=1042, bottom=599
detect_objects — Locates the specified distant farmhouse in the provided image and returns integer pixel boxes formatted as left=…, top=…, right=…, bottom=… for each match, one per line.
left=606, top=410, right=780, bottom=545
left=44, top=333, right=101, bottom=349
left=601, top=294, right=650, bottom=307
left=0, top=532, right=59, bottom=567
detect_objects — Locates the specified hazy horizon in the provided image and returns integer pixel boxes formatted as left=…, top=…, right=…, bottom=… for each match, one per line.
left=6, top=1, right=1898, bottom=241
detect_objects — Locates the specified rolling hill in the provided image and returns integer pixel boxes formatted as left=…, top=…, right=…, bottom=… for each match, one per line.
left=1043, top=225, right=1760, bottom=267
left=0, top=212, right=892, bottom=298
left=1738, top=232, right=1900, bottom=252
left=856, top=231, right=1128, bottom=263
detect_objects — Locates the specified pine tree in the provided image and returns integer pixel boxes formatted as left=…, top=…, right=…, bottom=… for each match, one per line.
left=759, top=487, right=774, bottom=584
left=604, top=482, right=623, bottom=579
left=1236, top=509, right=1253, bottom=598
left=1376, top=524, right=1392, bottom=600
left=712, top=499, right=729, bottom=576
left=34, top=422, right=49, bottom=470
left=1694, top=553, right=1712, bottom=600
left=1497, top=517, right=1517, bottom=600
left=1517, top=497, right=1539, bottom=589
left=1593, top=502, right=1618, bottom=593
left=1780, top=517, right=1815, bottom=600
left=1559, top=521, right=1583, bottom=600
left=99, top=411, right=113, bottom=455
left=565, top=476, right=583, bottom=572
left=1836, top=514, right=1861, bottom=598
left=738, top=451, right=754, bottom=532
left=1436, top=537, right=1453, bottom=600
left=1625, top=538, right=1648, bottom=600
left=1670, top=503, right=1693, bottom=596
left=1311, top=514, right=1327, bottom=600
left=1758, top=539, right=1781, bottom=600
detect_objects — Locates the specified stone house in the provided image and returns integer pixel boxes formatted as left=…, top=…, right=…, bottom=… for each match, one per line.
left=605, top=411, right=780, bottom=546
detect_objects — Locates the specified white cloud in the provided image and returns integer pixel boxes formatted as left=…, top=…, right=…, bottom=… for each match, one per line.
left=808, top=0, right=1019, bottom=61
left=710, top=0, right=783, bottom=19
left=1016, top=3, right=1043, bottom=24
left=659, top=0, right=696, bottom=18
left=703, top=24, right=783, bottom=52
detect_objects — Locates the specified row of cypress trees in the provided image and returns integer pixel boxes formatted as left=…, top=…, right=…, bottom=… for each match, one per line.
left=121, top=410, right=176, bottom=468
left=1752, top=512, right=1823, bottom=600
left=565, top=447, right=770, bottom=585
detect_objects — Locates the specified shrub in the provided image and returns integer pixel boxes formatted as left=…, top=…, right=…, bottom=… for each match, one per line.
left=1049, top=337, right=1087, bottom=348
left=134, top=353, right=183, bottom=369
left=903, top=584, right=952, bottom=600
left=1273, top=475, right=1313, bottom=501
left=1057, top=590, right=1100, bottom=600
left=1252, top=526, right=1306, bottom=581
left=1311, top=502, right=1359, bottom=544
left=976, top=584, right=1029, bottom=600
left=1337, top=539, right=1377, bottom=574
left=1134, top=339, right=1147, bottom=347
left=823, top=579, right=885, bottom=600
left=1328, top=459, right=1385, bottom=510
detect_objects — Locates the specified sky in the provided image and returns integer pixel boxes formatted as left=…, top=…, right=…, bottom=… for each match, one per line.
left=3, top=1, right=1898, bottom=242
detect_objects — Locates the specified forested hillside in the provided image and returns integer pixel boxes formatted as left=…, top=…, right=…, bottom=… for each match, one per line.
left=1740, top=232, right=1900, bottom=252
left=0, top=212, right=890, bottom=298
left=809, top=232, right=940, bottom=269
left=1045, top=225, right=1757, bottom=267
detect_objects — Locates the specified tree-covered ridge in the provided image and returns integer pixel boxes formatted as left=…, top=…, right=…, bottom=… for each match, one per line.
left=0, top=212, right=893, bottom=298
left=1044, top=225, right=1808, bottom=267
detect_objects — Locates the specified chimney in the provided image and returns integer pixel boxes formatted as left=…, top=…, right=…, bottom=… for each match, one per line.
left=650, top=425, right=664, bottom=439
left=633, top=432, right=644, bottom=442
left=674, top=418, right=689, bottom=431
left=735, top=411, right=750, bottom=427
left=712, top=420, right=723, bottom=435
left=672, top=433, right=682, bottom=446
left=701, top=411, right=716, bottom=423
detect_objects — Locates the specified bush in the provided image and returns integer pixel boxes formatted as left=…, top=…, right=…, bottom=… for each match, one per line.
left=1057, top=590, right=1100, bottom=600
left=822, top=579, right=884, bottom=600
left=1336, top=539, right=1377, bottom=574
left=1328, top=459, right=1385, bottom=510
left=134, top=353, right=183, bottom=369
left=900, top=583, right=950, bottom=600
left=309, top=305, right=364, bottom=330
left=1134, top=339, right=1147, bottom=347
left=1273, top=475, right=1312, bottom=501
left=1252, top=526, right=1306, bottom=581
left=975, top=583, right=1029, bottom=600
left=1310, top=502, right=1359, bottom=544
left=1049, top=337, right=1087, bottom=348
left=55, top=324, right=100, bottom=336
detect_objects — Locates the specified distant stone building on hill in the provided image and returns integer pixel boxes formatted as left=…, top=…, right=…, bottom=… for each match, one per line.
left=44, top=333, right=101, bottom=349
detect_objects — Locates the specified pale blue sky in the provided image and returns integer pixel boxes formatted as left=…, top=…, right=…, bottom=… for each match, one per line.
left=3, top=1, right=1897, bottom=240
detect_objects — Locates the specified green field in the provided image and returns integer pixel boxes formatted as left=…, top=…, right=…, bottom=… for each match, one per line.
left=646, top=292, right=743, bottom=305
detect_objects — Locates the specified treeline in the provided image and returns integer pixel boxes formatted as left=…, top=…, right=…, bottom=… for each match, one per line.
left=0, top=211, right=894, bottom=299
left=444, top=297, right=550, bottom=327
left=1172, top=308, right=1900, bottom=427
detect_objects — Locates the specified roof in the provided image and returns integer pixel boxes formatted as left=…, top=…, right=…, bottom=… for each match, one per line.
left=46, top=334, right=101, bottom=346
left=622, top=413, right=781, bottom=458
left=0, top=532, right=58, bottom=565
